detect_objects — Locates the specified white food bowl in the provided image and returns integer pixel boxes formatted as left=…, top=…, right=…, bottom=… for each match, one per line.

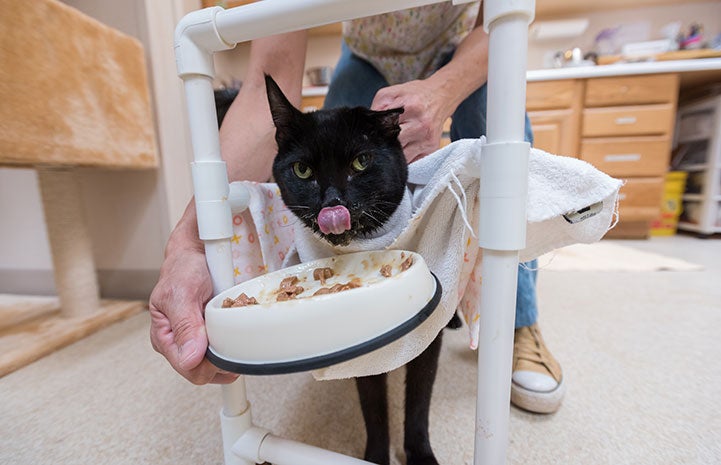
left=205, top=250, right=441, bottom=375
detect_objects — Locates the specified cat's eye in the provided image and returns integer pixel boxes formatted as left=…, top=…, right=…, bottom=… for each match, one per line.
left=351, top=154, right=371, bottom=172
left=292, top=162, right=313, bottom=179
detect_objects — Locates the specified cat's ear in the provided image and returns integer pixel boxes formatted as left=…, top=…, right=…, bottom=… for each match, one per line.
left=375, top=107, right=404, bottom=138
left=264, top=74, right=301, bottom=132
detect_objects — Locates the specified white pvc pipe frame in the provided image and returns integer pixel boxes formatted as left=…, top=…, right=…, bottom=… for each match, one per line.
left=174, top=0, right=535, bottom=464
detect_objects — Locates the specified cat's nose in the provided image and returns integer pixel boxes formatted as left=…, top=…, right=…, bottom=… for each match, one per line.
left=322, top=186, right=344, bottom=207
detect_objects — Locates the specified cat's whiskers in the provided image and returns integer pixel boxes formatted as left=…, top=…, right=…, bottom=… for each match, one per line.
left=361, top=209, right=386, bottom=227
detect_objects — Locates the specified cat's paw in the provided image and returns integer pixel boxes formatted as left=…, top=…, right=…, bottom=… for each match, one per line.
left=406, top=452, right=440, bottom=465
left=363, top=450, right=390, bottom=465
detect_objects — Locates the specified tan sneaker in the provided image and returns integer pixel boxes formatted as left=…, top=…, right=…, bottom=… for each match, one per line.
left=511, top=323, right=565, bottom=413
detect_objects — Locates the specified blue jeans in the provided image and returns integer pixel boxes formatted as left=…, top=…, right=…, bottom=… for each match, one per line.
left=324, top=44, right=538, bottom=328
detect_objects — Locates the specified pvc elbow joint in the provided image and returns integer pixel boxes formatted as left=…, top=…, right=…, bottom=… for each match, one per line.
left=174, top=6, right=235, bottom=78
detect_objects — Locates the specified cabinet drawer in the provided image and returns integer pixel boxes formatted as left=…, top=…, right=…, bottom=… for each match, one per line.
left=582, top=104, right=674, bottom=137
left=617, top=177, right=664, bottom=221
left=526, top=80, right=577, bottom=110
left=580, top=137, right=671, bottom=177
left=585, top=74, right=678, bottom=107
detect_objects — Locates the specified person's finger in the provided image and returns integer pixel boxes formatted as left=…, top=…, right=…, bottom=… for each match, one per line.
left=148, top=268, right=215, bottom=384
left=150, top=307, right=232, bottom=385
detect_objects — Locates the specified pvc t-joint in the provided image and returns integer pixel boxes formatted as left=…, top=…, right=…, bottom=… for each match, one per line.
left=192, top=161, right=233, bottom=241
left=174, top=6, right=236, bottom=78
left=483, top=0, right=535, bottom=32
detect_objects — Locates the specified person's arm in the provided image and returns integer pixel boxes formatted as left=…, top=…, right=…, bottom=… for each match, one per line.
left=221, top=31, right=308, bottom=182
left=149, top=31, right=307, bottom=385
left=371, top=7, right=488, bottom=162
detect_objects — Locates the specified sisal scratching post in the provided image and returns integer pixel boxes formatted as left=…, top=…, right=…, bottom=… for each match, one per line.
left=37, top=168, right=100, bottom=318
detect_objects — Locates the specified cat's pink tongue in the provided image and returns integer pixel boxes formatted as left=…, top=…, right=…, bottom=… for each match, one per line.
left=317, top=206, right=351, bottom=235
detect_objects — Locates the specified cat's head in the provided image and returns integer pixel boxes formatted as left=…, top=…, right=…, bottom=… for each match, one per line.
left=265, top=74, right=407, bottom=246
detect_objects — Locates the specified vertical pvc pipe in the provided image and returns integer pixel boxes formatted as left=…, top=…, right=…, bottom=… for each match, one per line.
left=475, top=2, right=533, bottom=465
left=222, top=377, right=249, bottom=416
left=183, top=76, right=222, bottom=162
left=473, top=251, right=518, bottom=465
left=183, top=76, right=235, bottom=293
left=180, top=60, right=249, bottom=465
left=485, top=15, right=529, bottom=144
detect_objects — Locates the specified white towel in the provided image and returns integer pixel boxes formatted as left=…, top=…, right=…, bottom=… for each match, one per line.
left=227, top=138, right=622, bottom=380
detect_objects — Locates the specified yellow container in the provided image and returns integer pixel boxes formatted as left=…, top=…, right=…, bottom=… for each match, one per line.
left=650, top=171, right=688, bottom=236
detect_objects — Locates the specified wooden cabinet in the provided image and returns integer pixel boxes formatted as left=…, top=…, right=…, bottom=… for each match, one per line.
left=527, top=73, right=680, bottom=238
left=528, top=109, right=576, bottom=155
left=527, top=80, right=583, bottom=155
left=580, top=73, right=679, bottom=238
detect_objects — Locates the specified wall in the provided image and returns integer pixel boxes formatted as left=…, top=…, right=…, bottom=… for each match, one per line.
left=528, top=1, right=721, bottom=69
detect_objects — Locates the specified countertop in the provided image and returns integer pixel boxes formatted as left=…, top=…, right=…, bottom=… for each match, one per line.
left=302, top=58, right=721, bottom=96
left=527, top=57, right=721, bottom=83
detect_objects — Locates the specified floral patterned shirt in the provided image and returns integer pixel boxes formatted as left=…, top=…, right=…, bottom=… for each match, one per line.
left=343, top=2, right=480, bottom=85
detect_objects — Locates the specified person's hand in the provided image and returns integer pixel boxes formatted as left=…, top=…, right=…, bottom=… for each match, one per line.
left=371, top=79, right=455, bottom=163
left=149, top=242, right=238, bottom=385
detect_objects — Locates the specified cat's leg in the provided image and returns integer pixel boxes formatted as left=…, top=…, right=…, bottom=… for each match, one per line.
left=404, top=332, right=443, bottom=465
left=356, top=374, right=390, bottom=465
left=446, top=312, right=463, bottom=329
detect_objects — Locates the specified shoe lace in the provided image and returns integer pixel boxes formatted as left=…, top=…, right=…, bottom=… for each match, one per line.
left=514, top=326, right=546, bottom=364
left=514, top=325, right=562, bottom=382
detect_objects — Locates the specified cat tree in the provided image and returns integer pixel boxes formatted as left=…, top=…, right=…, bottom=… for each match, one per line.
left=174, top=0, right=534, bottom=463
left=0, top=0, right=157, bottom=377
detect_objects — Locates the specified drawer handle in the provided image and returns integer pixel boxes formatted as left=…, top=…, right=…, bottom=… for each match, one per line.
left=604, top=153, right=642, bottom=162
left=615, top=116, right=637, bottom=125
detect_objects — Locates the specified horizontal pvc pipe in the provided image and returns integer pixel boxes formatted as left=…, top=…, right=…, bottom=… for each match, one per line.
left=214, top=0, right=443, bottom=46
left=258, top=434, right=374, bottom=465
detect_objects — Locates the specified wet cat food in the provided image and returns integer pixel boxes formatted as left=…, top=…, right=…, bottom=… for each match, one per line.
left=221, top=293, right=259, bottom=308
left=222, top=254, right=415, bottom=308
left=313, top=277, right=362, bottom=296
left=276, top=276, right=305, bottom=301
left=313, top=267, right=334, bottom=285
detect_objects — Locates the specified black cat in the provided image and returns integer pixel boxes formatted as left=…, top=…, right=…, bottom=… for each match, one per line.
left=216, top=75, right=444, bottom=465
left=264, top=74, right=444, bottom=465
